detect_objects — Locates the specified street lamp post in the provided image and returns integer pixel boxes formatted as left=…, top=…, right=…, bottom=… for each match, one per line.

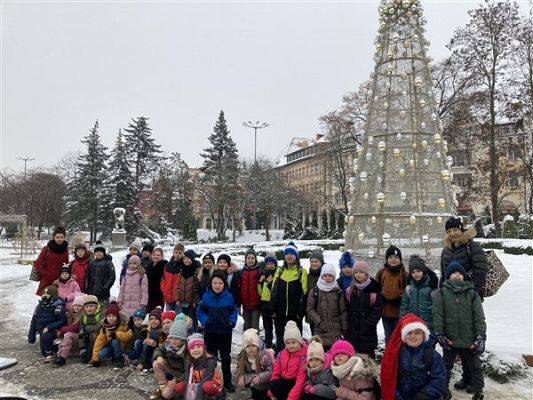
left=17, top=157, right=35, bottom=179
left=242, top=121, right=270, bottom=162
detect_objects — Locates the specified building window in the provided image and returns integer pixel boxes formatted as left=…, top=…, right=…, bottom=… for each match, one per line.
left=508, top=146, right=518, bottom=161
left=452, top=150, right=469, bottom=167
left=509, top=172, right=520, bottom=189
left=453, top=174, right=471, bottom=189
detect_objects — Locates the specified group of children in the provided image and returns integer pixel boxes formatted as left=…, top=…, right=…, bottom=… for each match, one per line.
left=28, top=223, right=487, bottom=400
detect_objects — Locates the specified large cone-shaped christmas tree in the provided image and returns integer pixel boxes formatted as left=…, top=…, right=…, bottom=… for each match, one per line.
left=345, top=0, right=456, bottom=267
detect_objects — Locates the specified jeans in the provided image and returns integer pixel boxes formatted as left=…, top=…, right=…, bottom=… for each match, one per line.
left=142, top=343, right=156, bottom=369
left=40, top=331, right=57, bottom=356
left=443, top=348, right=484, bottom=392
left=382, top=316, right=399, bottom=345
left=182, top=305, right=198, bottom=331
left=128, top=339, right=143, bottom=360
left=98, top=339, right=123, bottom=361
left=243, top=309, right=260, bottom=331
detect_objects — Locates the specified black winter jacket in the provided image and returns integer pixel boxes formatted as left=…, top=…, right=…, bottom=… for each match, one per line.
left=145, top=259, right=166, bottom=304
left=85, top=255, right=116, bottom=301
left=28, top=297, right=67, bottom=343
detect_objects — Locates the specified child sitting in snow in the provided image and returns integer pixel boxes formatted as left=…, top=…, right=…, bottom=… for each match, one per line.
left=28, top=285, right=67, bottom=362
left=381, top=314, right=446, bottom=400
left=139, top=307, right=172, bottom=373
left=150, top=313, right=191, bottom=400
left=236, top=328, right=275, bottom=400
left=54, top=294, right=85, bottom=366
left=55, top=264, right=81, bottom=310
left=329, top=339, right=379, bottom=400
left=78, top=294, right=104, bottom=364
left=126, top=308, right=148, bottom=364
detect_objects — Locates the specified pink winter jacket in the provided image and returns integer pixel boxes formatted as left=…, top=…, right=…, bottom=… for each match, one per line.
left=269, top=343, right=308, bottom=400
left=118, top=268, right=149, bottom=317
left=58, top=278, right=81, bottom=310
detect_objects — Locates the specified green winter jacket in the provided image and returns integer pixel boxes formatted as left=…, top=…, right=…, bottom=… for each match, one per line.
left=432, top=280, right=486, bottom=348
left=399, top=274, right=437, bottom=329
left=153, top=342, right=187, bottom=379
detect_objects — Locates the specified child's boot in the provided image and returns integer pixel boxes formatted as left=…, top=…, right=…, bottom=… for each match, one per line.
left=149, top=385, right=165, bottom=400
left=472, top=392, right=484, bottom=400
left=454, top=378, right=470, bottom=390
left=112, top=356, right=125, bottom=370
left=52, top=356, right=66, bottom=367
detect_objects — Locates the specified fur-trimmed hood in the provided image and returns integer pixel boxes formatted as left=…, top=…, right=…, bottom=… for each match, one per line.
left=443, top=227, right=476, bottom=249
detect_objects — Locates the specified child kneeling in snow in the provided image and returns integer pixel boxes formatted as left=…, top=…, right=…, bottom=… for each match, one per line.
left=381, top=314, right=446, bottom=400
left=236, top=328, right=275, bottom=400
left=78, top=294, right=104, bottom=364
left=173, top=333, right=223, bottom=400
left=329, top=339, right=379, bottom=400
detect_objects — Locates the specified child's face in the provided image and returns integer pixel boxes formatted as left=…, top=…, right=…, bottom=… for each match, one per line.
left=84, top=304, right=96, bottom=315
left=285, top=253, right=297, bottom=265
left=341, top=265, right=352, bottom=276
left=149, top=316, right=161, bottom=329
left=169, top=337, right=183, bottom=348
left=173, top=249, right=184, bottom=260
left=190, top=344, right=204, bottom=359
left=60, top=271, right=70, bottom=280
left=211, top=277, right=225, bottom=294
left=310, top=259, right=322, bottom=270
left=450, top=271, right=464, bottom=281
left=94, top=251, right=104, bottom=260
left=142, top=250, right=151, bottom=258
left=183, top=257, right=193, bottom=266
left=265, top=261, right=276, bottom=270
left=244, top=345, right=259, bottom=358
left=73, top=304, right=83, bottom=314
left=447, top=227, right=463, bottom=243
left=411, top=269, right=424, bottom=281
left=285, top=339, right=301, bottom=353
left=128, top=260, right=139, bottom=270
left=133, top=317, right=144, bottom=328
left=334, top=353, right=349, bottom=366
left=152, top=251, right=162, bottom=262
left=129, top=247, right=138, bottom=255
left=308, top=358, right=323, bottom=369
left=245, top=254, right=256, bottom=267
left=354, top=270, right=367, bottom=283
left=162, top=319, right=173, bottom=334
left=76, top=248, right=86, bottom=258
left=322, top=273, right=335, bottom=284
left=387, top=255, right=400, bottom=266
left=405, top=329, right=425, bottom=348
left=106, top=314, right=118, bottom=324
left=203, top=259, right=214, bottom=270
left=217, top=260, right=229, bottom=270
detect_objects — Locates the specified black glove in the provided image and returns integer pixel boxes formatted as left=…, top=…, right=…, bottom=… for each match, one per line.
left=414, top=392, right=429, bottom=400
left=473, top=335, right=485, bottom=354
left=436, top=332, right=451, bottom=351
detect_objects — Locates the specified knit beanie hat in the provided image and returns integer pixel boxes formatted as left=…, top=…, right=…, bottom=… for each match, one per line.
left=187, top=333, right=205, bottom=350
left=83, top=294, right=99, bottom=306
left=72, top=294, right=85, bottom=308
left=329, top=340, right=355, bottom=359
left=129, top=242, right=141, bottom=252
left=162, top=310, right=177, bottom=322
left=149, top=306, right=163, bottom=322
left=168, top=313, right=190, bottom=340
left=217, top=254, right=232, bottom=265
left=245, top=248, right=257, bottom=260
left=42, top=285, right=58, bottom=298
left=381, top=314, right=428, bottom=400
left=128, top=255, right=141, bottom=266
left=142, top=243, right=155, bottom=253
left=284, top=242, right=298, bottom=258
left=105, top=301, right=120, bottom=318
left=353, top=260, right=370, bottom=276
left=309, top=249, right=325, bottom=265
left=263, top=252, right=278, bottom=266
left=243, top=328, right=261, bottom=349
left=93, top=243, right=106, bottom=254
left=445, top=216, right=464, bottom=232
left=283, top=320, right=302, bottom=344
left=203, top=253, right=215, bottom=263
left=385, top=245, right=402, bottom=261
left=320, top=263, right=336, bottom=277
left=401, top=320, right=430, bottom=343
left=210, top=270, right=228, bottom=288
left=408, top=255, right=428, bottom=274
left=445, top=260, right=466, bottom=280
left=133, top=308, right=146, bottom=320
left=339, top=251, right=354, bottom=269
left=74, top=243, right=88, bottom=253
left=307, top=338, right=325, bottom=362
left=184, top=249, right=197, bottom=262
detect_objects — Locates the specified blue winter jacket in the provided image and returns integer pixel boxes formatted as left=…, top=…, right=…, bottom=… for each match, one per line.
left=28, top=297, right=67, bottom=344
left=395, top=342, right=446, bottom=400
left=198, top=288, right=238, bottom=335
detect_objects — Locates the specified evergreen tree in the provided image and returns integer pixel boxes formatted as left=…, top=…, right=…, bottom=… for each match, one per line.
left=321, top=210, right=329, bottom=236
left=66, top=121, right=108, bottom=242
left=304, top=213, right=310, bottom=228
left=329, top=209, right=337, bottom=235
left=337, top=214, right=345, bottom=234
left=200, top=111, right=240, bottom=239
left=311, top=210, right=318, bottom=228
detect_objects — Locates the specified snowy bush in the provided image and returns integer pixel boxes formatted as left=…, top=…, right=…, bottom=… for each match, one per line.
left=481, top=352, right=528, bottom=384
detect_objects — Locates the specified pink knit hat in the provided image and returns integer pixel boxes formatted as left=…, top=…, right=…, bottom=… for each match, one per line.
left=73, top=295, right=85, bottom=308
left=353, top=261, right=370, bottom=276
left=329, top=340, right=355, bottom=359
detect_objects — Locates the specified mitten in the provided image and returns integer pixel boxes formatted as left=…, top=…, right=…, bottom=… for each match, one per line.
left=436, top=332, right=451, bottom=350
left=473, top=336, right=485, bottom=354
left=304, top=384, right=314, bottom=394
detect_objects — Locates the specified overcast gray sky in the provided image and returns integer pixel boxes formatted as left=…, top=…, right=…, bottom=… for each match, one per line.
left=1, top=1, right=529, bottom=171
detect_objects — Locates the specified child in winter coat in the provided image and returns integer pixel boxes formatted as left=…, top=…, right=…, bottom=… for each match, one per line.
left=127, top=308, right=148, bottom=363
left=120, top=242, right=142, bottom=283
left=142, top=243, right=155, bottom=268
left=28, top=285, right=67, bottom=361
left=198, top=253, right=215, bottom=297
left=240, top=248, right=264, bottom=331
left=161, top=243, right=185, bottom=312
left=150, top=313, right=191, bottom=400
left=216, top=253, right=241, bottom=306
left=176, top=250, right=201, bottom=331
left=198, top=270, right=238, bottom=392
left=337, top=251, right=354, bottom=292
left=270, top=242, right=308, bottom=350
left=259, top=252, right=278, bottom=349
left=56, top=264, right=81, bottom=310
left=70, top=243, right=90, bottom=292
left=268, top=321, right=309, bottom=400
left=236, top=328, right=275, bottom=400
left=399, top=256, right=439, bottom=330
left=146, top=247, right=167, bottom=311
left=346, top=261, right=382, bottom=358
left=85, top=243, right=115, bottom=305
left=173, top=333, right=224, bottom=400
left=306, top=250, right=324, bottom=334
left=306, top=263, right=348, bottom=349
left=329, top=340, right=379, bottom=400
left=381, top=314, right=446, bottom=400
left=118, top=255, right=149, bottom=317
left=89, top=301, right=133, bottom=369
left=433, top=261, right=486, bottom=400
left=295, top=338, right=337, bottom=400
left=376, top=246, right=408, bottom=344
left=78, top=294, right=104, bottom=364
left=54, top=294, right=85, bottom=366
left=139, top=307, right=169, bottom=373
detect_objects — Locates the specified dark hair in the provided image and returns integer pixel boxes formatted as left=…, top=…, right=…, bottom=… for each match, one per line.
left=53, top=226, right=66, bottom=237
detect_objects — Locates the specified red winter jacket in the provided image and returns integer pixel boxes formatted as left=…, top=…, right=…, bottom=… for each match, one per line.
left=240, top=265, right=263, bottom=311
left=270, top=343, right=308, bottom=399
left=35, top=241, right=69, bottom=296
left=161, top=258, right=182, bottom=304
left=70, top=248, right=90, bottom=292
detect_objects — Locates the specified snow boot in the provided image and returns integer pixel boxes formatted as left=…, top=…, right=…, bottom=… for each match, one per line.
left=224, top=382, right=235, bottom=393
left=149, top=385, right=165, bottom=400
left=112, top=356, right=125, bottom=370
left=466, top=385, right=475, bottom=394
left=454, top=378, right=470, bottom=390
left=52, top=356, right=66, bottom=367
left=471, top=392, right=484, bottom=400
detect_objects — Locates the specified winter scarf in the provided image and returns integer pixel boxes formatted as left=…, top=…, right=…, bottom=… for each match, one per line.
left=47, top=240, right=69, bottom=254
left=307, top=363, right=324, bottom=374
left=354, top=277, right=372, bottom=291
left=181, top=263, right=197, bottom=279
left=164, top=340, right=187, bottom=357
left=339, top=273, right=353, bottom=291
left=331, top=356, right=362, bottom=380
